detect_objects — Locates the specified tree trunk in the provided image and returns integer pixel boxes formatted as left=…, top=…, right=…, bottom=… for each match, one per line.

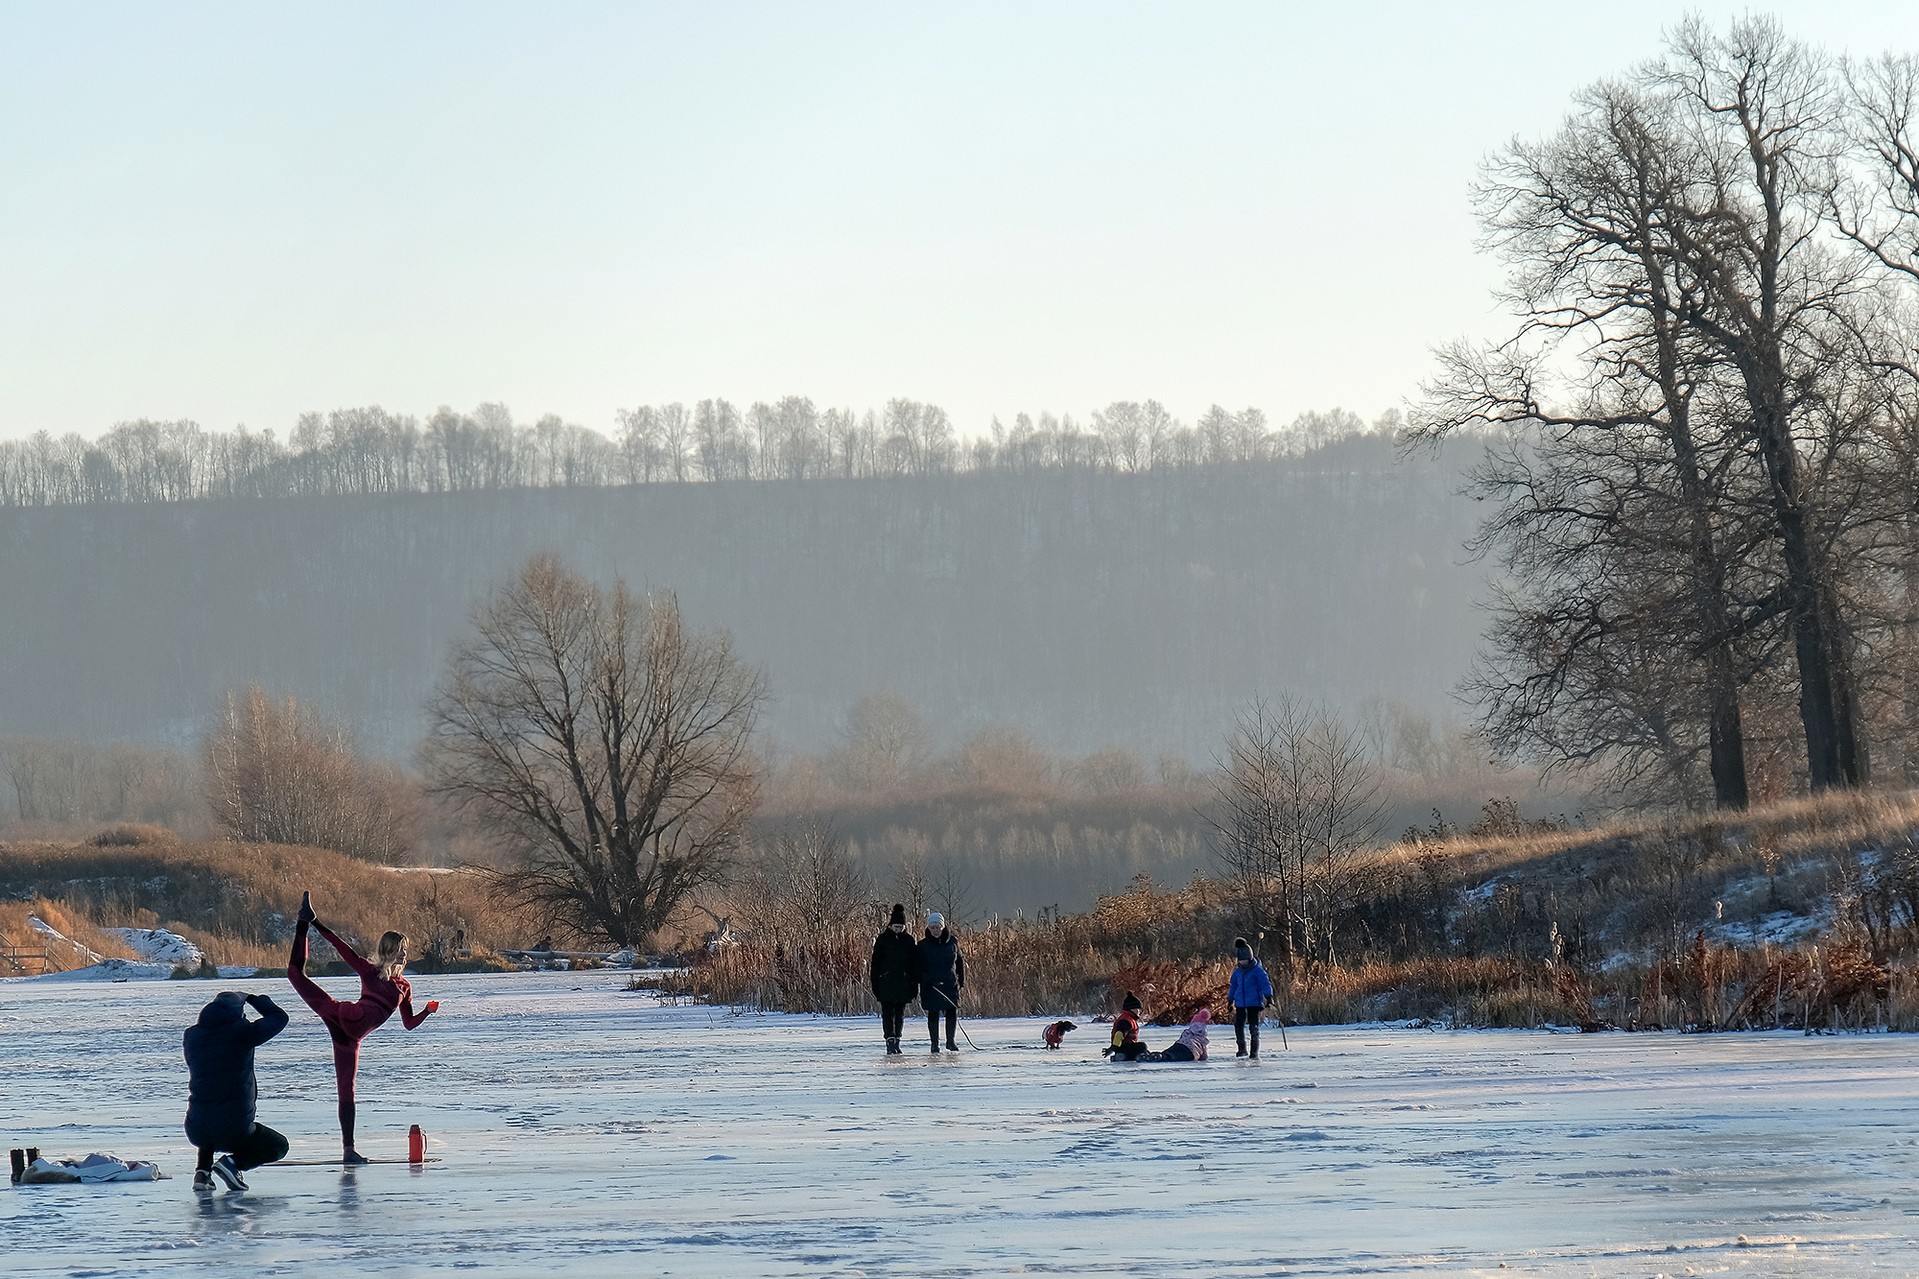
left=1776, top=500, right=1866, bottom=790
left=1706, top=652, right=1751, bottom=810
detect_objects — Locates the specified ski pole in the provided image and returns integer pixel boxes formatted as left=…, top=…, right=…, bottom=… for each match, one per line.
left=948, top=988, right=981, bottom=1050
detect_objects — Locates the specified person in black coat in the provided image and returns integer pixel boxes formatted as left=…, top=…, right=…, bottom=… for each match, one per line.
left=184, top=990, right=290, bottom=1191
left=870, top=903, right=919, bottom=1055
left=917, top=912, right=965, bottom=1052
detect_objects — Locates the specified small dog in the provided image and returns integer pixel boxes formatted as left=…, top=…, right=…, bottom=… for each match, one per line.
left=1042, top=1019, right=1078, bottom=1049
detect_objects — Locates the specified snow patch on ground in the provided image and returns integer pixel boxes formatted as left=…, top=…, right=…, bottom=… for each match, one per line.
left=1461, top=875, right=1503, bottom=905
left=27, top=957, right=176, bottom=981
left=20, top=918, right=174, bottom=980
left=1714, top=909, right=1826, bottom=946
left=27, top=915, right=100, bottom=963
left=103, top=927, right=205, bottom=969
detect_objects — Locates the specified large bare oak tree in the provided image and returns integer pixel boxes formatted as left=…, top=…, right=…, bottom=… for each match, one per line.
left=424, top=554, right=765, bottom=947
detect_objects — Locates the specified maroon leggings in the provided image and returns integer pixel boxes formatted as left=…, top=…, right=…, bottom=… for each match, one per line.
left=288, top=920, right=396, bottom=1146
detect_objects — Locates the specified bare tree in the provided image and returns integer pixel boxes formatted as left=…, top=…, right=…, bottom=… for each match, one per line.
left=1420, top=17, right=1902, bottom=803
left=423, top=554, right=765, bottom=947
left=950, top=725, right=1054, bottom=794
left=1209, top=697, right=1386, bottom=967
left=929, top=859, right=977, bottom=930
left=737, top=823, right=872, bottom=952
left=1660, top=17, right=1876, bottom=790
left=890, top=847, right=930, bottom=921
left=203, top=685, right=414, bottom=860
left=835, top=691, right=932, bottom=791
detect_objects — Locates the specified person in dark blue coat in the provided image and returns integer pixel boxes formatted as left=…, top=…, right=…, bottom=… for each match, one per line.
left=917, top=912, right=965, bottom=1052
left=184, top=990, right=290, bottom=1191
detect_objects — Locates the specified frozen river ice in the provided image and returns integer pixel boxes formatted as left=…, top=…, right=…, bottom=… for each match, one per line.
left=3, top=970, right=1918, bottom=1276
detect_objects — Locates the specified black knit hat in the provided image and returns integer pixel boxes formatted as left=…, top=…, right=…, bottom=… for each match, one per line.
left=1122, top=991, right=1142, bottom=1012
left=1234, top=937, right=1253, bottom=963
left=889, top=903, right=907, bottom=925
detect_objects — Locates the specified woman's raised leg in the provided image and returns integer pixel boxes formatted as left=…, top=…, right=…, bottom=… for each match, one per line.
left=287, top=912, right=343, bottom=1022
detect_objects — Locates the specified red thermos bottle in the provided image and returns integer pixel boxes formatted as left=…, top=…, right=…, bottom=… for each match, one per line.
left=408, top=1124, right=426, bottom=1163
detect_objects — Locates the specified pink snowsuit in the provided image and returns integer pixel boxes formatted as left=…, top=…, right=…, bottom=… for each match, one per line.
left=1173, top=1011, right=1210, bottom=1061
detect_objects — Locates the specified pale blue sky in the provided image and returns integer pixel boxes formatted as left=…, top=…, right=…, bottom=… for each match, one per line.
left=5, top=2, right=1919, bottom=441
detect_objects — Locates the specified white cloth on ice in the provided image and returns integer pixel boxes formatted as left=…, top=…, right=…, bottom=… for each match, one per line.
left=18, top=1153, right=164, bottom=1184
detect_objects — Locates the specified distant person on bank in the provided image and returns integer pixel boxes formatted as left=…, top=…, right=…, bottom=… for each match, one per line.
left=870, top=903, right=919, bottom=1055
left=183, top=990, right=291, bottom=1192
left=918, top=912, right=965, bottom=1052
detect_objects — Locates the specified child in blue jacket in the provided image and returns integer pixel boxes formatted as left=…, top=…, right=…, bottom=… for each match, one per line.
left=1228, top=937, right=1273, bottom=1059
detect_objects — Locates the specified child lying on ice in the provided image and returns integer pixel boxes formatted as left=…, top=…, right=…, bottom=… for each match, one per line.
left=1152, top=1008, right=1211, bottom=1062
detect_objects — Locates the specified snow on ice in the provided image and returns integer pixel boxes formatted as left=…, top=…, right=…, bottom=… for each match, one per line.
left=3, top=971, right=1918, bottom=1275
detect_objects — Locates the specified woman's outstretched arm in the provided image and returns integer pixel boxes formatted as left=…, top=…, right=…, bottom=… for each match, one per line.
left=312, top=921, right=377, bottom=979
left=399, top=990, right=440, bottom=1030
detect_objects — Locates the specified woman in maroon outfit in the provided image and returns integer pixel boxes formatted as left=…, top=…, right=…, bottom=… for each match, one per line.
left=288, top=891, right=439, bottom=1162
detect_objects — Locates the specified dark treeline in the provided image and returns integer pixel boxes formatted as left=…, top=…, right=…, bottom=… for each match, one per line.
left=0, top=435, right=1484, bottom=762
left=0, top=398, right=1396, bottom=507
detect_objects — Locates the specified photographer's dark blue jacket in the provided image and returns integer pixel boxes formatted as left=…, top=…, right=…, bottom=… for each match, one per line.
left=183, top=993, right=288, bottom=1148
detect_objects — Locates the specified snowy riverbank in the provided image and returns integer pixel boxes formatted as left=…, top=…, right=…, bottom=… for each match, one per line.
left=4, top=971, right=1917, bottom=1275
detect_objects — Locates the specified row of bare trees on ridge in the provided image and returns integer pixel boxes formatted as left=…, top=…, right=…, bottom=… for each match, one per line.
left=0, top=400, right=1397, bottom=506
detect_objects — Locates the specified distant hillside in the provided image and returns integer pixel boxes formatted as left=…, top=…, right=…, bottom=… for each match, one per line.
left=0, top=435, right=1488, bottom=760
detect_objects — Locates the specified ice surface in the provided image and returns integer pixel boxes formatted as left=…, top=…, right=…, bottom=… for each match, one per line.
left=4, top=972, right=1918, bottom=1276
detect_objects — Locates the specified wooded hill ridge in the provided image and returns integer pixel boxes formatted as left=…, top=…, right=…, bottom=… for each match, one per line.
left=0, top=434, right=1486, bottom=760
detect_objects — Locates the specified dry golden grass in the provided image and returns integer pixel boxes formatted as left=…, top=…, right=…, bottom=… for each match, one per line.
left=0, top=898, right=145, bottom=971
left=688, top=790, right=1919, bottom=1030
left=0, top=837, right=537, bottom=970
left=1381, top=788, right=1919, bottom=879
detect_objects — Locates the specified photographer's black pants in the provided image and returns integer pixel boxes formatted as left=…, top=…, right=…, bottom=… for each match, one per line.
left=196, top=1123, right=289, bottom=1173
